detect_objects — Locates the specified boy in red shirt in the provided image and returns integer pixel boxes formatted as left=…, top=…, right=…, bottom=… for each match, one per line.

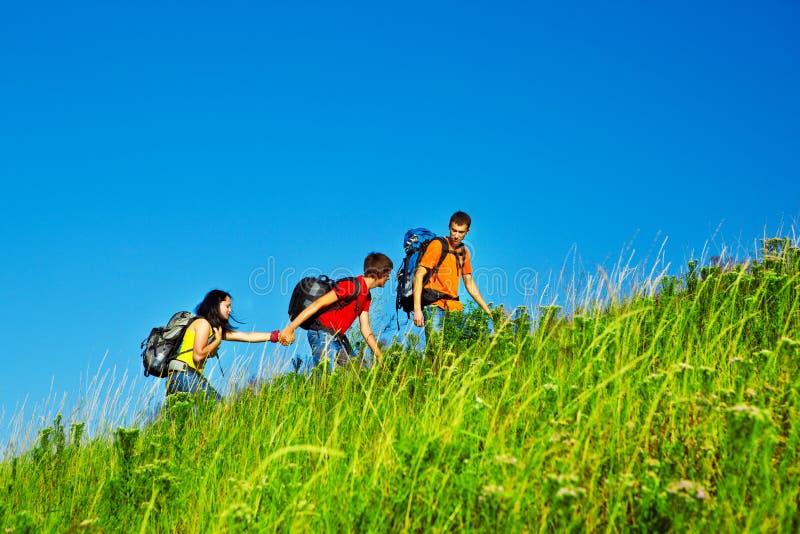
left=279, top=252, right=393, bottom=371
left=412, top=211, right=492, bottom=347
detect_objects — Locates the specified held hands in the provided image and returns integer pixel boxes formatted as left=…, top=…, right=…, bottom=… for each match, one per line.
left=413, top=310, right=425, bottom=327
left=213, top=327, right=223, bottom=343
left=278, top=327, right=295, bottom=346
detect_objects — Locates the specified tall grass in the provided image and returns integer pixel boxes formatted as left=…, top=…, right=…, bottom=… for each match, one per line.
left=1, top=236, right=799, bottom=532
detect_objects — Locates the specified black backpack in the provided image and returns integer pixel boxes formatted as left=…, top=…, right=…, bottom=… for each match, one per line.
left=395, top=228, right=466, bottom=317
left=288, top=275, right=363, bottom=332
left=141, top=311, right=197, bottom=377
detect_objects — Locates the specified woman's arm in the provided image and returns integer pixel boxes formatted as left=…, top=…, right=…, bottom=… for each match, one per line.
left=224, top=330, right=280, bottom=343
left=192, top=319, right=223, bottom=367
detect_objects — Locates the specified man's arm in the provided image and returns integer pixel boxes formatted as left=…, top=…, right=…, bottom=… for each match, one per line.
left=463, top=273, right=492, bottom=315
left=412, top=266, right=428, bottom=327
left=358, top=310, right=382, bottom=365
left=279, top=290, right=339, bottom=345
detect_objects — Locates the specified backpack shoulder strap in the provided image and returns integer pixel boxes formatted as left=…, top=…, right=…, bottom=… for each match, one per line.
left=452, top=243, right=467, bottom=274
left=173, top=316, right=202, bottom=358
left=422, top=237, right=450, bottom=285
left=334, top=276, right=363, bottom=305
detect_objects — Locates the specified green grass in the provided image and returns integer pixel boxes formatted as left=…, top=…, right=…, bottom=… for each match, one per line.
left=2, top=237, right=799, bottom=532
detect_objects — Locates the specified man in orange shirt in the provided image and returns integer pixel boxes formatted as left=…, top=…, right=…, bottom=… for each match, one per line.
left=412, top=211, right=492, bottom=347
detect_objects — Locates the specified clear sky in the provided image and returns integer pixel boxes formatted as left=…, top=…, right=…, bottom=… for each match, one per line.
left=1, top=0, right=798, bottom=450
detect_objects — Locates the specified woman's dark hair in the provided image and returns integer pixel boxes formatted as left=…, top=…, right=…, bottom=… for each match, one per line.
left=195, top=289, right=239, bottom=331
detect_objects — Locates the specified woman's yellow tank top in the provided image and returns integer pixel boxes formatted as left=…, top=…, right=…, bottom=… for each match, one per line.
left=174, top=320, right=217, bottom=373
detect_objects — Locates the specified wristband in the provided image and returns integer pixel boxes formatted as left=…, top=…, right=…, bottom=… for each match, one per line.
left=270, top=330, right=280, bottom=343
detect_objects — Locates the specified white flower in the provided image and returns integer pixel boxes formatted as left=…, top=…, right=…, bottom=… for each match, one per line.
left=556, top=486, right=586, bottom=499
left=495, top=454, right=518, bottom=465
left=666, top=479, right=709, bottom=501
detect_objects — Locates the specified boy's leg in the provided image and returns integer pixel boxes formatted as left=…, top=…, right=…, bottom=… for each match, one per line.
left=307, top=330, right=327, bottom=371
left=307, top=330, right=339, bottom=373
left=332, top=334, right=359, bottom=368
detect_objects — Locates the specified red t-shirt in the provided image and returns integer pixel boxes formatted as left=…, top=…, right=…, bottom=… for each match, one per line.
left=317, top=276, right=371, bottom=334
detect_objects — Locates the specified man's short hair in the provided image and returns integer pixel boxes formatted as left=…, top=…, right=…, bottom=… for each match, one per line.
left=364, top=252, right=394, bottom=278
left=450, top=211, right=471, bottom=228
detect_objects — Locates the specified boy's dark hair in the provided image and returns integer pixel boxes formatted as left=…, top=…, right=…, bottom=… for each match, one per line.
left=195, top=289, right=239, bottom=332
left=364, top=252, right=394, bottom=278
left=450, top=211, right=472, bottom=228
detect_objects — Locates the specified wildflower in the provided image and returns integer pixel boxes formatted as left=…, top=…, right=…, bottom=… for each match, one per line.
left=666, top=479, right=709, bottom=502
left=726, top=404, right=770, bottom=423
left=495, top=454, right=518, bottom=465
left=474, top=395, right=492, bottom=408
left=556, top=486, right=587, bottom=499
left=482, top=485, right=504, bottom=495
left=729, top=357, right=743, bottom=363
left=221, top=502, right=254, bottom=525
left=543, top=383, right=558, bottom=391
left=779, top=336, right=800, bottom=348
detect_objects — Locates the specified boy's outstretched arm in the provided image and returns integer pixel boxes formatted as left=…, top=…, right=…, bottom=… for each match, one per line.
left=463, top=273, right=492, bottom=315
left=358, top=311, right=382, bottom=365
left=279, top=291, right=339, bottom=345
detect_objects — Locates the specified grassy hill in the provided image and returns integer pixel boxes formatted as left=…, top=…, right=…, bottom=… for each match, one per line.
left=2, top=237, right=799, bottom=532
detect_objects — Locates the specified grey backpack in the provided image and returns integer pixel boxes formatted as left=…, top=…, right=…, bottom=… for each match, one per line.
left=141, top=311, right=197, bottom=377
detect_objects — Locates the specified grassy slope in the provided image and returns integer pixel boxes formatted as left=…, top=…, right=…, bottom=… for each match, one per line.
left=2, top=238, right=799, bottom=533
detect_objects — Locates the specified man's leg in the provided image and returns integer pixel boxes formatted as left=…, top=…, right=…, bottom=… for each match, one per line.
left=423, top=305, right=446, bottom=357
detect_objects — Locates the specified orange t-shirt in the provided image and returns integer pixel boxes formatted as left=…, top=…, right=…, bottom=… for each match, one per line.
left=419, top=238, right=472, bottom=311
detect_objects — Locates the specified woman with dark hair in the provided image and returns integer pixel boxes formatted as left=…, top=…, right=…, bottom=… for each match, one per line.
left=166, top=289, right=280, bottom=400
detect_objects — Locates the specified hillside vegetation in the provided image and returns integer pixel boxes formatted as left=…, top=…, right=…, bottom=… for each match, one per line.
left=2, top=237, right=799, bottom=532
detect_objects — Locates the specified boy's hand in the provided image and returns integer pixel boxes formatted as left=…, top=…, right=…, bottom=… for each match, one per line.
left=413, top=310, right=425, bottom=327
left=278, top=328, right=295, bottom=346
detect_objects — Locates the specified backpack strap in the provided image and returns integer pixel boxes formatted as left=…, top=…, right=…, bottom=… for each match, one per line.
left=451, top=242, right=466, bottom=274
left=316, top=277, right=364, bottom=335
left=173, top=317, right=216, bottom=359
left=333, top=276, right=364, bottom=314
left=422, top=237, right=450, bottom=286
left=423, top=237, right=466, bottom=284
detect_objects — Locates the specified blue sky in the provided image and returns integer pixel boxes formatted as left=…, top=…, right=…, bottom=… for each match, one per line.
left=1, top=0, right=798, bottom=449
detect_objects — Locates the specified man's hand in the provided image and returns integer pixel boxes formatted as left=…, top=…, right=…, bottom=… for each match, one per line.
left=413, top=309, right=425, bottom=327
